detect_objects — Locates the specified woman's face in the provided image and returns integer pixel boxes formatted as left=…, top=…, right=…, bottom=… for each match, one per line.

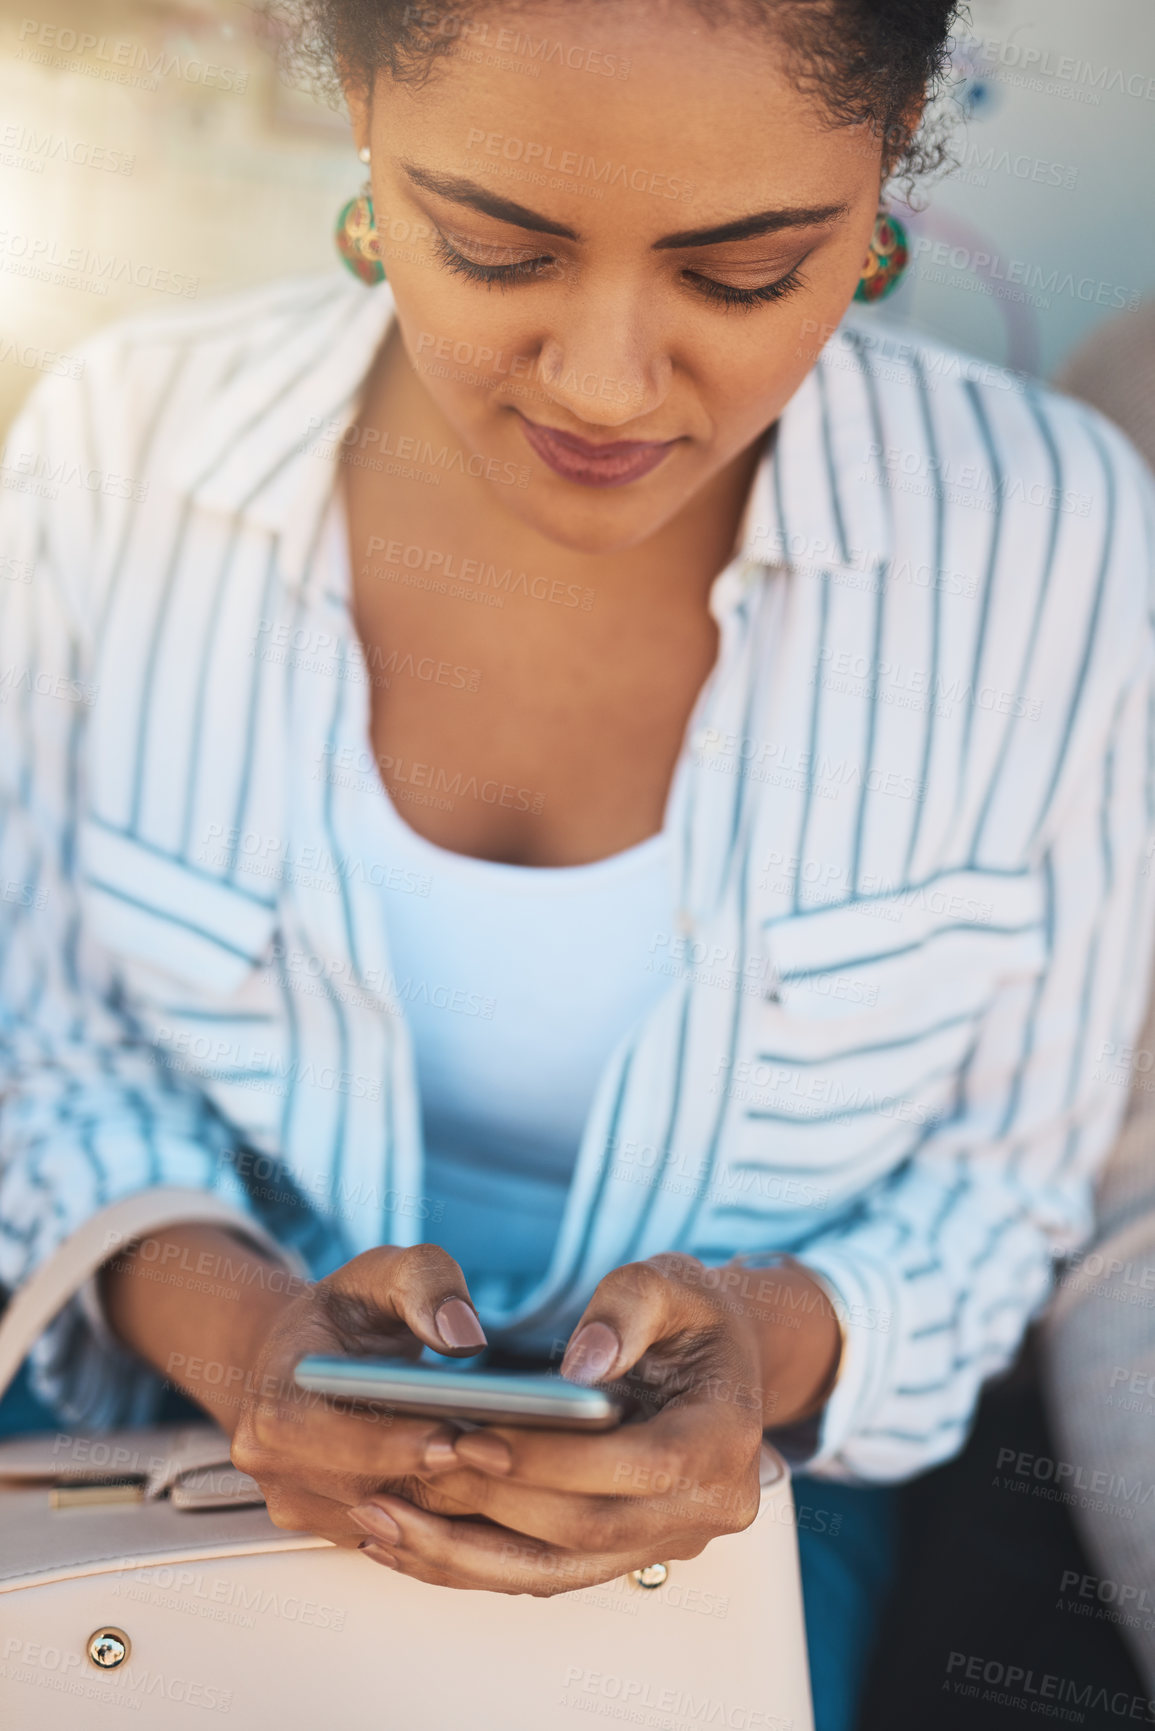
left=349, top=1, right=887, bottom=554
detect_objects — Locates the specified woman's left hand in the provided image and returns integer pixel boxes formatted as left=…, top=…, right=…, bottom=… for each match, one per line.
left=345, top=1253, right=782, bottom=1594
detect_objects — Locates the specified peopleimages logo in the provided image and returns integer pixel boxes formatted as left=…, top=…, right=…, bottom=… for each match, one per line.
left=992, top=1445, right=1155, bottom=1522
left=463, top=128, right=693, bottom=200
left=945, top=1652, right=1155, bottom=1721
left=16, top=19, right=249, bottom=92
left=559, top=1666, right=791, bottom=1729
left=0, top=229, right=198, bottom=298
left=0, top=335, right=83, bottom=380
left=957, top=30, right=1155, bottom=104
left=1059, top=1568, right=1155, bottom=1620
left=401, top=6, right=633, bottom=77
left=909, top=235, right=1140, bottom=311
left=0, top=122, right=135, bottom=176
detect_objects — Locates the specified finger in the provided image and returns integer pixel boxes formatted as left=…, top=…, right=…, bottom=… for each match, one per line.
left=451, top=1401, right=760, bottom=1502
left=321, top=1242, right=487, bottom=1359
left=258, top=1481, right=365, bottom=1547
left=244, top=1463, right=476, bottom=1546
left=558, top=1254, right=710, bottom=1385
left=353, top=1494, right=645, bottom=1596
left=233, top=1397, right=463, bottom=1486
left=409, top=1465, right=712, bottom=1554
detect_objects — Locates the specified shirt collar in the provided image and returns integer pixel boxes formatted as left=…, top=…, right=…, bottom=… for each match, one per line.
left=166, top=273, right=396, bottom=596
left=166, top=273, right=891, bottom=612
left=736, top=322, right=893, bottom=588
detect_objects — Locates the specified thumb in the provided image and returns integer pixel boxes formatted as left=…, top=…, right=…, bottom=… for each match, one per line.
left=329, top=1243, right=487, bottom=1359
left=560, top=1255, right=704, bottom=1385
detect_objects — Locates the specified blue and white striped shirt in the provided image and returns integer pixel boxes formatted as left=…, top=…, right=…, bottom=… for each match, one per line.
left=2, top=272, right=1154, bottom=1480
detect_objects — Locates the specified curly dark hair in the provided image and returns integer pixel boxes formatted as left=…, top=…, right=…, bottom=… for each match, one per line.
left=263, top=0, right=961, bottom=190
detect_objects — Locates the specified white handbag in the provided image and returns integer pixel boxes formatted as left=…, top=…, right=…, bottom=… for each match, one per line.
left=0, top=1191, right=814, bottom=1729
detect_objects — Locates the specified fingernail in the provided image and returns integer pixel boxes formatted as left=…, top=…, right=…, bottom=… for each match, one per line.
left=434, top=1297, right=487, bottom=1350
left=453, top=1431, right=512, bottom=1475
left=421, top=1434, right=459, bottom=1472
left=561, top=1321, right=620, bottom=1385
left=349, top=1503, right=402, bottom=1545
left=358, top=1538, right=400, bottom=1569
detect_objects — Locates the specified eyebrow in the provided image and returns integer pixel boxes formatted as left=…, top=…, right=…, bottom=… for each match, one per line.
left=402, top=164, right=849, bottom=249
left=654, top=203, right=850, bottom=249
left=404, top=164, right=580, bottom=239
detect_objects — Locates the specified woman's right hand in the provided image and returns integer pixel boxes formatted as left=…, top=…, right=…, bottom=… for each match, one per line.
left=229, top=1243, right=488, bottom=1546
left=103, top=1226, right=487, bottom=1548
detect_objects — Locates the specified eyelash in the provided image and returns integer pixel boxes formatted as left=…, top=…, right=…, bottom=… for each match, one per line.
left=431, top=231, right=807, bottom=310
left=685, top=266, right=806, bottom=308
left=432, top=232, right=555, bottom=290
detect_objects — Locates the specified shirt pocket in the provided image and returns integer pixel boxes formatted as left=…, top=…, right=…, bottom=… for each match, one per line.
left=77, top=818, right=280, bottom=1003
left=717, top=870, right=1049, bottom=1191
left=761, top=868, right=1048, bottom=1043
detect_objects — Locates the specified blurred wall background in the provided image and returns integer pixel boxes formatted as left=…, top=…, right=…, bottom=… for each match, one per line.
left=0, top=0, right=1152, bottom=438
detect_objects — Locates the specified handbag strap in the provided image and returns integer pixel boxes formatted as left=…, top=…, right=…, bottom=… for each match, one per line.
left=0, top=1187, right=305, bottom=1404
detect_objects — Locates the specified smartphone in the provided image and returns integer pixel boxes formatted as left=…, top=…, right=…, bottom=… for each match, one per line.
left=293, top=1355, right=624, bottom=1431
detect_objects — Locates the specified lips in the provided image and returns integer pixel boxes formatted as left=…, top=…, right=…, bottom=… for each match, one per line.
left=518, top=414, right=677, bottom=488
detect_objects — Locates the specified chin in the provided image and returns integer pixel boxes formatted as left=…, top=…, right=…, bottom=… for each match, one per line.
left=521, top=497, right=673, bottom=557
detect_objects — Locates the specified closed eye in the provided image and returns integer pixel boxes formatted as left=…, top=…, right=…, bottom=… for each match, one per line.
left=683, top=265, right=807, bottom=309
left=432, top=229, right=807, bottom=309
left=432, top=231, right=560, bottom=287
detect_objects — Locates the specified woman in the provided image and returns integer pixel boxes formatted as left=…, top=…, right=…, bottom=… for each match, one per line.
left=1, top=2, right=1153, bottom=1725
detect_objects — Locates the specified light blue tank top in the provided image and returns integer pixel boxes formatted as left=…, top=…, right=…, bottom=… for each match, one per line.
left=376, top=784, right=677, bottom=1308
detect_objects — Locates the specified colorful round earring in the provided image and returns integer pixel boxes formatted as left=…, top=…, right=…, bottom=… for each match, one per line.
left=336, top=152, right=386, bottom=285
left=854, top=211, right=909, bottom=304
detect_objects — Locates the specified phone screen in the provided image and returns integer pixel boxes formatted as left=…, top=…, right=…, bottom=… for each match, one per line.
left=293, top=1355, right=625, bottom=1430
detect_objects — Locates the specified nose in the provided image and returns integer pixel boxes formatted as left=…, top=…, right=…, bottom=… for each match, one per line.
left=535, top=289, right=673, bottom=429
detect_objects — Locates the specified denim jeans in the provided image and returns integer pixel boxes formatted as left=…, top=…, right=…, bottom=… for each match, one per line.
left=0, top=1360, right=202, bottom=1433
left=793, top=1474, right=899, bottom=1731
left=0, top=1360, right=58, bottom=1435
